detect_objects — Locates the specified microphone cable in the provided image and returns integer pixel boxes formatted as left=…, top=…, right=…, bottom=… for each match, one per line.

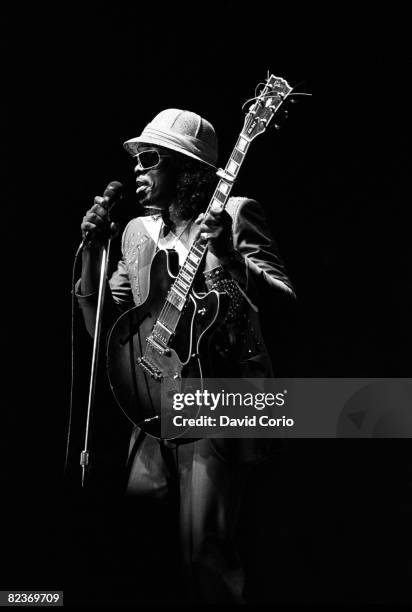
left=64, top=241, right=83, bottom=477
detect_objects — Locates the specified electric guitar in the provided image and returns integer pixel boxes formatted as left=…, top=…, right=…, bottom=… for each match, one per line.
left=107, top=74, right=293, bottom=438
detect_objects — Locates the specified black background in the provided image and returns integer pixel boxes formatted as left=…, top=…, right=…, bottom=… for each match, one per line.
left=5, top=5, right=411, bottom=607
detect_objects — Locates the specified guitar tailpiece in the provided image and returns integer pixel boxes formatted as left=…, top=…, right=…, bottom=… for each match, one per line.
left=137, top=356, right=162, bottom=380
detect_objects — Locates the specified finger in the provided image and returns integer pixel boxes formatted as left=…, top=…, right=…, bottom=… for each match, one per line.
left=85, top=212, right=106, bottom=226
left=90, top=202, right=108, bottom=217
left=94, top=195, right=106, bottom=206
left=194, top=213, right=205, bottom=225
left=82, top=221, right=98, bottom=233
left=200, top=229, right=220, bottom=241
left=199, top=220, right=221, bottom=234
left=200, top=217, right=220, bottom=232
left=203, top=210, right=221, bottom=224
left=208, top=207, right=232, bottom=227
left=210, top=203, right=223, bottom=215
left=221, top=209, right=233, bottom=227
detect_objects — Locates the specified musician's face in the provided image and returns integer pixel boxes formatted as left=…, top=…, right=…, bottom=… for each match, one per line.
left=134, top=144, right=177, bottom=210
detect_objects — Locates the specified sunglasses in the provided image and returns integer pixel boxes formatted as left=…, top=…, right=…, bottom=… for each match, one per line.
left=133, top=149, right=172, bottom=170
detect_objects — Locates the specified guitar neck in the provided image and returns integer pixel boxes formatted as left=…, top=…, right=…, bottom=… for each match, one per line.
left=163, top=132, right=251, bottom=315
left=157, top=74, right=293, bottom=330
left=209, top=132, right=251, bottom=214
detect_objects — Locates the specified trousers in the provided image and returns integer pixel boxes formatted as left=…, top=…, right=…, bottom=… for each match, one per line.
left=125, top=429, right=252, bottom=603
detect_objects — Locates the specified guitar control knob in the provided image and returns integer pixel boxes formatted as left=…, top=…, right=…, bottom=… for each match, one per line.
left=198, top=308, right=206, bottom=316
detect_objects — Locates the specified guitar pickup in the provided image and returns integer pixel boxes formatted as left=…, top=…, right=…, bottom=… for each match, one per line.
left=146, top=335, right=171, bottom=356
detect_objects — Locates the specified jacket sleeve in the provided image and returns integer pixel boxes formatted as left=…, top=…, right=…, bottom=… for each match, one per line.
left=76, top=224, right=135, bottom=337
left=231, top=198, right=295, bottom=300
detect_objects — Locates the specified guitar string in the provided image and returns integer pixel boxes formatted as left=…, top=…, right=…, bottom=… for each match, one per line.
left=145, top=80, right=282, bottom=358
left=157, top=81, right=279, bottom=334
left=156, top=82, right=271, bottom=332
left=158, top=219, right=194, bottom=332
left=157, top=207, right=218, bottom=332
left=154, top=141, right=242, bottom=341
left=159, top=218, right=211, bottom=332
left=158, top=216, right=195, bottom=330
left=144, top=218, right=194, bottom=358
left=151, top=86, right=271, bottom=342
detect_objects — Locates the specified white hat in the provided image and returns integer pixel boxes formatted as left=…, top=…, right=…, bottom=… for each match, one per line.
left=123, top=108, right=218, bottom=168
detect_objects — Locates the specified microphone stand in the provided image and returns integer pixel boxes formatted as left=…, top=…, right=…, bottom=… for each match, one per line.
left=80, top=235, right=112, bottom=487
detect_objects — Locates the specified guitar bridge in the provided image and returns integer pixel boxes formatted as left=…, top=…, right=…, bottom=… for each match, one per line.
left=137, top=357, right=162, bottom=380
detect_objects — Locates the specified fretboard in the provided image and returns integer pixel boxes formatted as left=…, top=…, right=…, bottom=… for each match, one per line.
left=153, top=74, right=293, bottom=338
left=158, top=132, right=251, bottom=328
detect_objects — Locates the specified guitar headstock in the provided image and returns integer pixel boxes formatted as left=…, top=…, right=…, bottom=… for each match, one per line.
left=242, top=74, right=293, bottom=140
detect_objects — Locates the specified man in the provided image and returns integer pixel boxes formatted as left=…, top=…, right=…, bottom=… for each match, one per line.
left=77, top=109, right=294, bottom=602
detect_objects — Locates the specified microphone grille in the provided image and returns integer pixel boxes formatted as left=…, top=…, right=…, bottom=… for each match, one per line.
left=104, top=180, right=123, bottom=196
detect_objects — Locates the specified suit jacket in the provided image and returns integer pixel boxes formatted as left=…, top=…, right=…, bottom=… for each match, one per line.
left=77, top=196, right=295, bottom=463
left=78, top=196, right=294, bottom=371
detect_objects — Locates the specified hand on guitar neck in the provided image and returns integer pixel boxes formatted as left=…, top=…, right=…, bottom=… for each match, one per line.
left=195, top=203, right=236, bottom=263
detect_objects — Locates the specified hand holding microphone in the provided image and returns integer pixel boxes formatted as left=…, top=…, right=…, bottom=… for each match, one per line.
left=81, top=181, right=123, bottom=248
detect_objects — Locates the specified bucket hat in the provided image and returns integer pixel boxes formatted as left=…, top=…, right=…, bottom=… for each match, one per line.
left=123, top=108, right=218, bottom=168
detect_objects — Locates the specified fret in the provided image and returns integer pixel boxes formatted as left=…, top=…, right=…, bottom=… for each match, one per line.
left=237, top=136, right=249, bottom=152
left=175, top=277, right=190, bottom=296
left=227, top=159, right=239, bottom=176
left=218, top=181, right=230, bottom=195
left=191, top=246, right=204, bottom=258
left=177, top=273, right=190, bottom=284
left=175, top=280, right=189, bottom=293
left=211, top=198, right=224, bottom=209
left=180, top=270, right=192, bottom=284
left=181, top=263, right=194, bottom=276
left=188, top=252, right=199, bottom=264
left=232, top=148, right=244, bottom=164
left=194, top=248, right=206, bottom=261
left=214, top=189, right=226, bottom=203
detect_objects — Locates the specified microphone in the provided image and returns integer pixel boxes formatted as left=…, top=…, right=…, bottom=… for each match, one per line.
left=81, top=180, right=124, bottom=248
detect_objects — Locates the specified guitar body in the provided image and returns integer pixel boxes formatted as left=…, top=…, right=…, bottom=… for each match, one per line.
left=107, top=249, right=229, bottom=438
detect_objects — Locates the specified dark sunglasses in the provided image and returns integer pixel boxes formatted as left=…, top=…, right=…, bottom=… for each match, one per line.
left=133, top=149, right=172, bottom=170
